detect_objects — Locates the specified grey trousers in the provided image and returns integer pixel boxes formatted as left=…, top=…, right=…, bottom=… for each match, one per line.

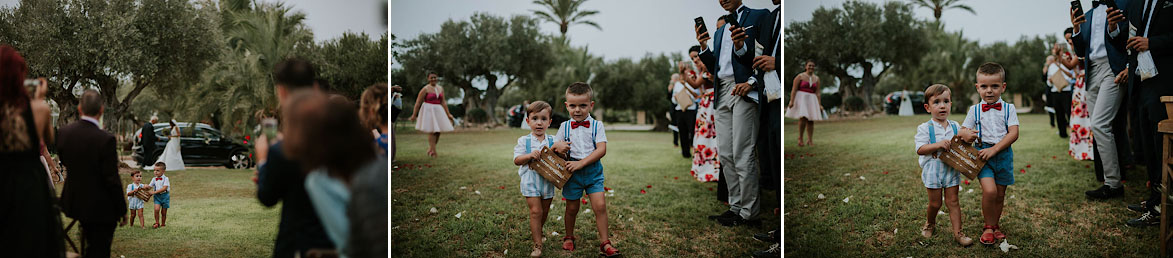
left=1086, top=58, right=1124, bottom=188
left=716, top=78, right=760, bottom=219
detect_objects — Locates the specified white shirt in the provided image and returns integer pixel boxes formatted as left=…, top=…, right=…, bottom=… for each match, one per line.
left=81, top=116, right=101, bottom=129
left=671, top=82, right=698, bottom=110
left=552, top=117, right=608, bottom=160
left=149, top=174, right=171, bottom=193
left=514, top=134, right=554, bottom=176
left=1090, top=5, right=1114, bottom=60
left=716, top=5, right=750, bottom=81
left=914, top=119, right=959, bottom=169
left=961, top=99, right=1020, bottom=145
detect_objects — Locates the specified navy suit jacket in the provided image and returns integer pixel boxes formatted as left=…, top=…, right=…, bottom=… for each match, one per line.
left=1071, top=0, right=1131, bottom=73
left=1125, top=0, right=1173, bottom=118
left=752, top=7, right=781, bottom=98
left=699, top=5, right=771, bottom=104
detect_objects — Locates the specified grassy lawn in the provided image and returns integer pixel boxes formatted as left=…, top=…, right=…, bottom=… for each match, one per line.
left=57, top=167, right=278, bottom=257
left=390, top=127, right=781, bottom=257
left=783, top=114, right=1158, bottom=256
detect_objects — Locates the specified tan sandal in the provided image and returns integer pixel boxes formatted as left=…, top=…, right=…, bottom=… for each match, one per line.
left=954, top=232, right=974, bottom=247
left=530, top=245, right=542, bottom=257
left=921, top=222, right=935, bottom=238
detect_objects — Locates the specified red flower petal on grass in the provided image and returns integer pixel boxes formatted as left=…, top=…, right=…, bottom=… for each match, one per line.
left=708, top=188, right=714, bottom=191
left=883, top=171, right=889, bottom=175
left=1086, top=165, right=1091, bottom=168
left=1026, top=164, right=1031, bottom=168
left=562, top=198, right=566, bottom=201
left=640, top=189, right=646, bottom=194
left=499, top=186, right=505, bottom=189
left=582, top=199, right=587, bottom=204
left=604, top=187, right=612, bottom=191
left=646, top=185, right=652, bottom=188
left=964, top=180, right=970, bottom=185
left=1053, top=156, right=1057, bottom=159
left=1020, top=169, right=1025, bottom=173
left=674, top=177, right=678, bottom=180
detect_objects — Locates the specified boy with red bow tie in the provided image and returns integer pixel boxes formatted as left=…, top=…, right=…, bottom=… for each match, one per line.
left=551, top=82, right=620, bottom=257
left=148, top=162, right=172, bottom=229
left=960, top=62, right=1020, bottom=245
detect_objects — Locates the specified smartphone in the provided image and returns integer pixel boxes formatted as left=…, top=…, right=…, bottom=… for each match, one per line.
left=1102, top=0, right=1119, bottom=10
left=261, top=118, right=278, bottom=141
left=724, top=13, right=739, bottom=28
left=694, top=16, right=707, bottom=36
left=1070, top=0, right=1084, bottom=18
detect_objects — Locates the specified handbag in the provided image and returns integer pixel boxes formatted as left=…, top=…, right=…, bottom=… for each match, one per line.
left=674, top=89, right=695, bottom=110
left=1049, top=70, right=1070, bottom=92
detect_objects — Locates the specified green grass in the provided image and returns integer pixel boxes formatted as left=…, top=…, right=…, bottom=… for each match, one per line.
left=783, top=114, right=1158, bottom=256
left=390, top=127, right=780, bottom=257
left=57, top=168, right=278, bottom=257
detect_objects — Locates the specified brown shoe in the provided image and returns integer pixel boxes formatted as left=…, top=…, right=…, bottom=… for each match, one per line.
left=921, top=222, right=935, bottom=238
left=954, top=233, right=974, bottom=246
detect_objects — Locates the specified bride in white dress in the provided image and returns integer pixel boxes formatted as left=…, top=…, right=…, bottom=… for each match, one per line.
left=156, top=120, right=185, bottom=171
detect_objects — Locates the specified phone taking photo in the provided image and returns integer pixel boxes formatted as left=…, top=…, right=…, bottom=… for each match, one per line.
left=694, top=16, right=707, bottom=37
left=1071, top=0, right=1084, bottom=18
left=724, top=13, right=739, bottom=28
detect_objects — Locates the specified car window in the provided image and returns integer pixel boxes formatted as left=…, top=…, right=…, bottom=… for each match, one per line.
left=200, top=128, right=220, bottom=139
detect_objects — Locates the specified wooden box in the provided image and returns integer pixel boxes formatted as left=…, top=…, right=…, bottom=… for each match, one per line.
left=937, top=135, right=985, bottom=180
left=530, top=146, right=571, bottom=189
left=134, top=185, right=154, bottom=202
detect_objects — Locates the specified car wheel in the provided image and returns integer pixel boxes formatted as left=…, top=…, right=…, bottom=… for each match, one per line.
left=229, top=151, right=251, bottom=169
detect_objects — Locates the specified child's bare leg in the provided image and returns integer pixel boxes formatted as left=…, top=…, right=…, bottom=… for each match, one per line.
left=138, top=209, right=145, bottom=228
left=587, top=192, right=611, bottom=245
left=129, top=210, right=136, bottom=226
left=161, top=208, right=168, bottom=226
left=526, top=197, right=547, bottom=247
left=993, top=185, right=1007, bottom=232
left=944, top=186, right=962, bottom=235
left=154, top=204, right=161, bottom=226
left=539, top=198, right=553, bottom=227
left=564, top=199, right=581, bottom=242
left=925, top=188, right=943, bottom=225
left=979, top=177, right=998, bottom=233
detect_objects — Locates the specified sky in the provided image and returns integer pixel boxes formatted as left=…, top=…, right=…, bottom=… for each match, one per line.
left=0, top=0, right=387, bottom=42
left=785, top=0, right=1079, bottom=46
left=391, top=0, right=781, bottom=67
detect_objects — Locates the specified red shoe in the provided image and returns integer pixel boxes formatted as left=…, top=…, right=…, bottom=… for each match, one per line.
left=992, top=226, right=1006, bottom=240
left=599, top=240, right=622, bottom=257
left=561, top=236, right=576, bottom=251
left=979, top=225, right=996, bottom=245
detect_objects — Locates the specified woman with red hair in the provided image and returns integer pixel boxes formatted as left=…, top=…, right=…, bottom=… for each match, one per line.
left=0, top=45, right=64, bottom=256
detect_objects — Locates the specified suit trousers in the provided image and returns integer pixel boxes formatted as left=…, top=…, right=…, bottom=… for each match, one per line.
left=716, top=78, right=760, bottom=219
left=1087, top=59, right=1125, bottom=188
left=81, top=219, right=116, bottom=258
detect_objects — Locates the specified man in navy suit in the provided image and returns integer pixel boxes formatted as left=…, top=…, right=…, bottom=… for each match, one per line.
left=1122, top=0, right=1173, bottom=227
left=1070, top=0, right=1131, bottom=199
left=751, top=1, right=780, bottom=256
left=694, top=0, right=771, bottom=227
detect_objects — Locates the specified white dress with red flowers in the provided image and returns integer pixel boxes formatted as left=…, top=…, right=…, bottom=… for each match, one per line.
left=1068, top=60, right=1094, bottom=161
left=691, top=85, right=720, bottom=182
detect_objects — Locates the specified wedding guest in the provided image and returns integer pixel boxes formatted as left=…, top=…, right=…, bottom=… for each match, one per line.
left=58, top=89, right=128, bottom=258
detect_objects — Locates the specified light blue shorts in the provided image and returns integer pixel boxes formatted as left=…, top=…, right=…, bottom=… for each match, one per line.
left=153, top=192, right=171, bottom=209
left=561, top=159, right=605, bottom=201
left=519, top=169, right=556, bottom=199
left=976, top=144, right=1015, bottom=186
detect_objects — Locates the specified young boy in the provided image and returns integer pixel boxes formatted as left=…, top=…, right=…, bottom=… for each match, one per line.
left=512, top=101, right=557, bottom=257
left=149, top=162, right=172, bottom=229
left=914, top=84, right=974, bottom=247
left=551, top=82, right=621, bottom=257
left=960, top=62, right=1019, bottom=245
left=126, top=170, right=148, bottom=229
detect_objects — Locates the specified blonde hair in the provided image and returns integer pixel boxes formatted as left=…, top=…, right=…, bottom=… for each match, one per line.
left=924, top=84, right=951, bottom=102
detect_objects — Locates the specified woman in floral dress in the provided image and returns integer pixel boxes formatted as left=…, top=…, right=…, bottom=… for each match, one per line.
left=682, top=48, right=720, bottom=182
left=1063, top=40, right=1094, bottom=161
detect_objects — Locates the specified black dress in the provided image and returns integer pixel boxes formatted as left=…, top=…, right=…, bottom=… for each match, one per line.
left=0, top=103, right=65, bottom=257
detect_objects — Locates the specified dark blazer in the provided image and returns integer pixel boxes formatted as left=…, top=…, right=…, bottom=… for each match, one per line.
left=698, top=5, right=772, bottom=104
left=57, top=119, right=125, bottom=222
left=1125, top=0, right=1173, bottom=115
left=752, top=7, right=781, bottom=99
left=1071, top=0, right=1131, bottom=73
left=257, top=141, right=334, bottom=257
left=141, top=122, right=156, bottom=149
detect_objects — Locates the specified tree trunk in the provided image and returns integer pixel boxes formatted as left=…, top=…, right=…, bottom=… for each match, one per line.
left=483, top=74, right=501, bottom=124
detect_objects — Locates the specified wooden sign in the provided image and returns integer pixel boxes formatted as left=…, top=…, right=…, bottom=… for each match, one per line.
left=937, top=136, right=985, bottom=180
left=530, top=146, right=571, bottom=189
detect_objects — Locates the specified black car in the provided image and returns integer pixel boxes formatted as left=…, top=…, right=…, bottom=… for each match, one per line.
left=884, top=91, right=928, bottom=115
left=132, top=122, right=253, bottom=169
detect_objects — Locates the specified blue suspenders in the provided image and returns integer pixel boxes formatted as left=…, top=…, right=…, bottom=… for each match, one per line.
left=562, top=120, right=598, bottom=149
left=929, top=121, right=959, bottom=183
left=525, top=134, right=555, bottom=153
left=974, top=103, right=1009, bottom=146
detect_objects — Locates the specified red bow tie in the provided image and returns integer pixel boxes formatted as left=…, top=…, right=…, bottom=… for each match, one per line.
left=156, top=177, right=163, bottom=181
left=981, top=103, right=1002, bottom=112
left=571, top=120, right=591, bottom=129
